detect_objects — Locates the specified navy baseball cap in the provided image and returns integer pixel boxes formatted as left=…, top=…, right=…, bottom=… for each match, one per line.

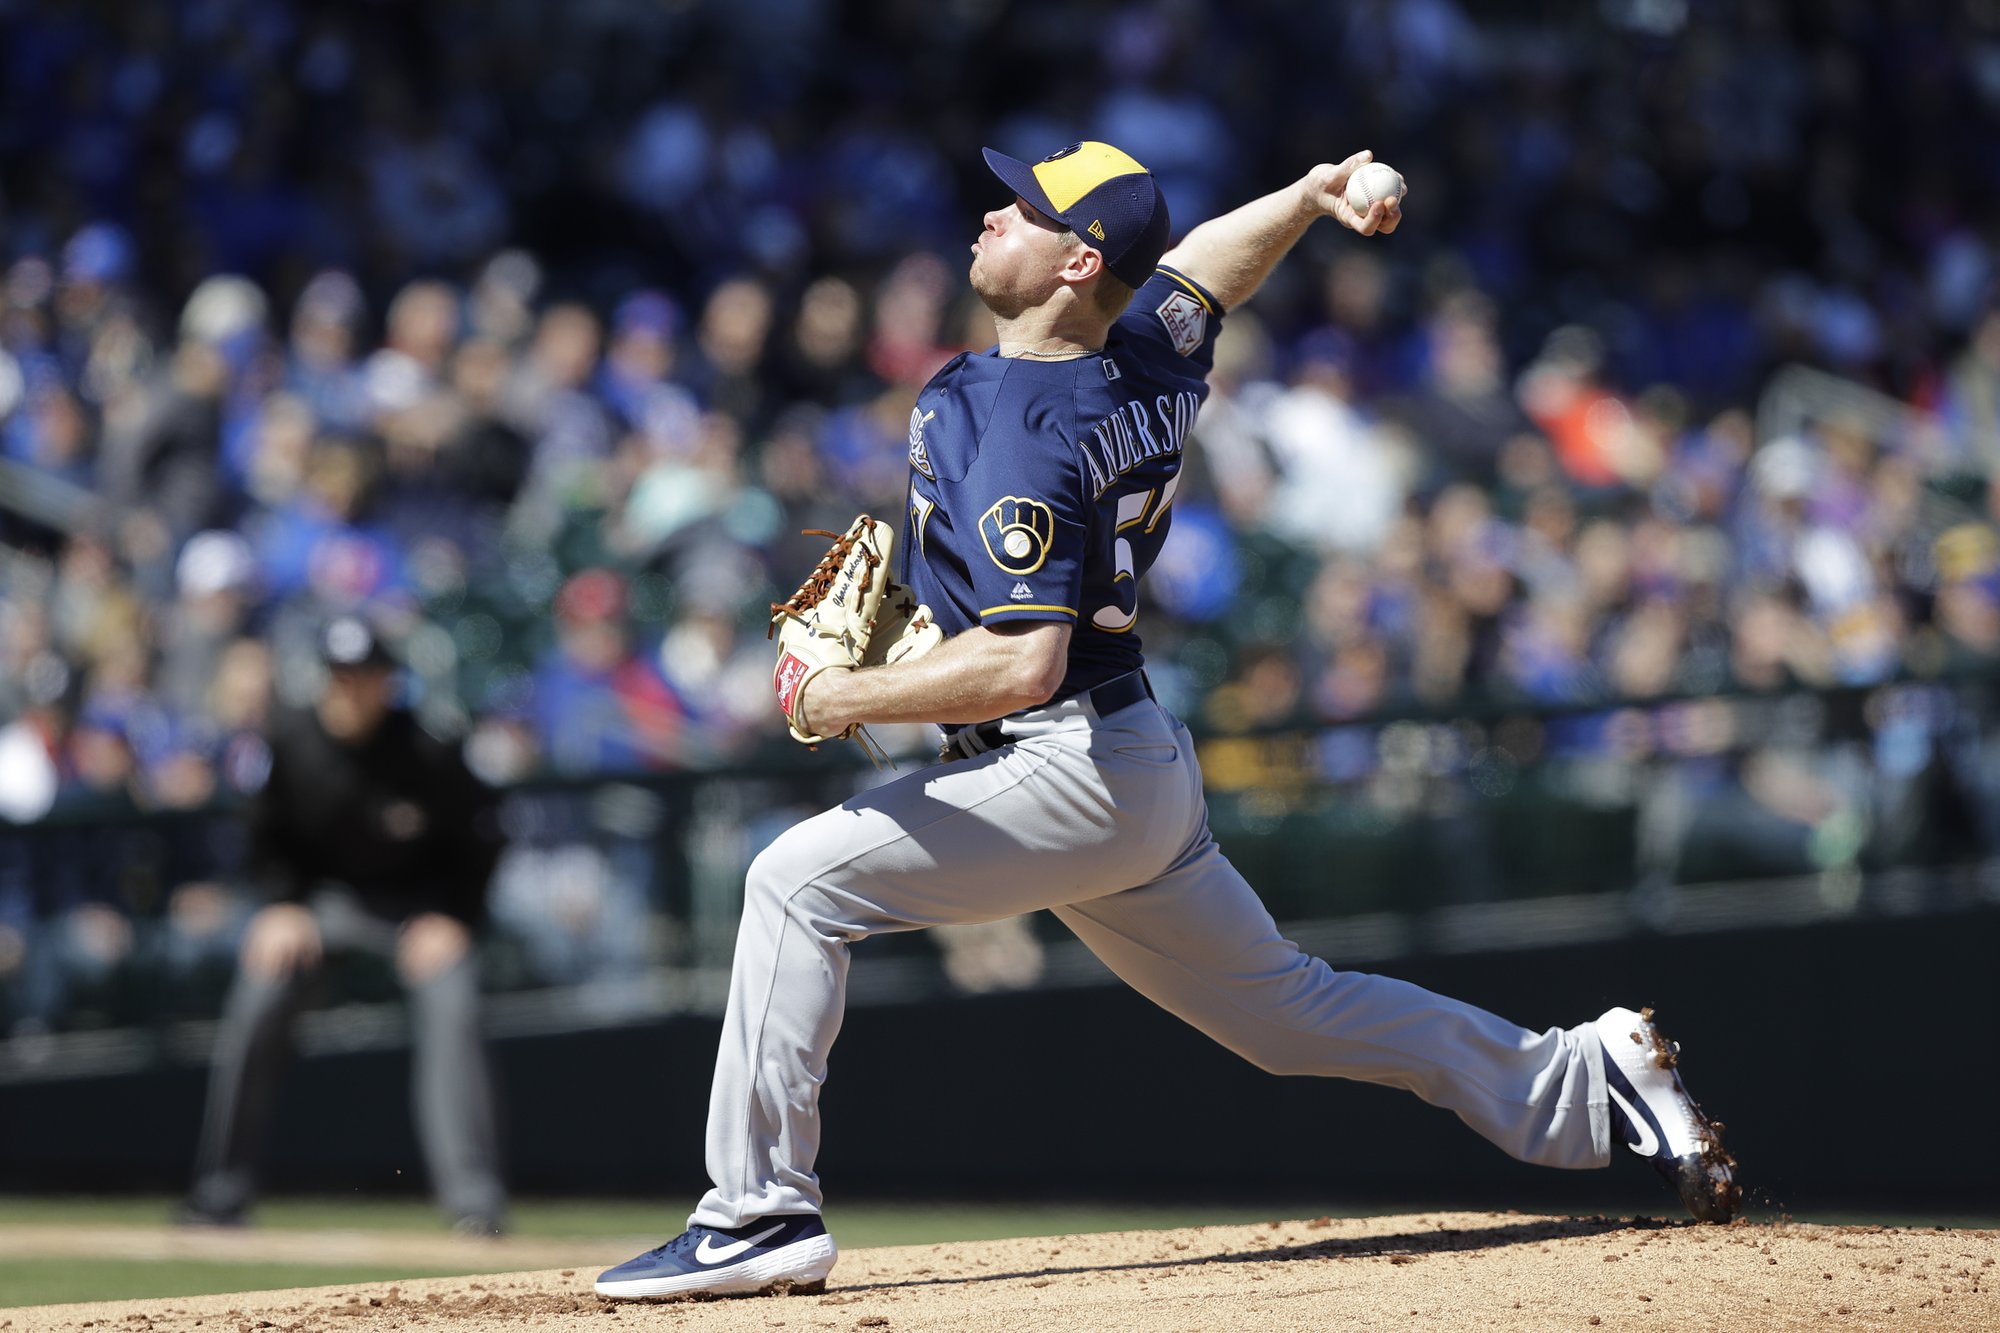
left=982, top=141, right=1171, bottom=289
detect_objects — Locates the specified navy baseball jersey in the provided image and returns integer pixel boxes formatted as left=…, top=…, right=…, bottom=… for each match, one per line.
left=899, top=265, right=1223, bottom=704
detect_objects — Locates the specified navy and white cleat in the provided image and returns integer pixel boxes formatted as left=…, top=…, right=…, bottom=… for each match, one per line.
left=594, top=1214, right=837, bottom=1300
left=1595, top=1005, right=1742, bottom=1224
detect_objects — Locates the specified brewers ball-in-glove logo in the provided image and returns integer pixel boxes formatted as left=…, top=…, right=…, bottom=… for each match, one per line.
left=979, top=496, right=1055, bottom=576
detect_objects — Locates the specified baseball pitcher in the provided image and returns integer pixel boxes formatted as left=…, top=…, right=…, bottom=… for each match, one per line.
left=596, top=140, right=1738, bottom=1301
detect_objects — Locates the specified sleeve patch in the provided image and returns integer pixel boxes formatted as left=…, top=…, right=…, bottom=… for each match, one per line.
left=1155, top=289, right=1208, bottom=357
left=979, top=496, right=1057, bottom=575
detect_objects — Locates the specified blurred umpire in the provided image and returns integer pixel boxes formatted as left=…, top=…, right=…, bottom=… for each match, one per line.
left=181, top=615, right=509, bottom=1234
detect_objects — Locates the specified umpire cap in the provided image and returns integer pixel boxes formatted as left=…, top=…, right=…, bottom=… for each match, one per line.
left=320, top=614, right=396, bottom=670
left=981, top=140, right=1171, bottom=289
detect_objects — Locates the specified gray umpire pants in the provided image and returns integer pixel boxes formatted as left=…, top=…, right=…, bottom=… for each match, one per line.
left=187, top=889, right=506, bottom=1225
left=692, top=691, right=1612, bottom=1229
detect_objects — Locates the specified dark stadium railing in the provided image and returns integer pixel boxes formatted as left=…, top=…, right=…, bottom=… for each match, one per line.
left=5, top=669, right=2000, bottom=1049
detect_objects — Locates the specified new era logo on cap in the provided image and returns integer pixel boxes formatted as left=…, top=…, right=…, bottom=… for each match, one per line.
left=982, top=141, right=1172, bottom=289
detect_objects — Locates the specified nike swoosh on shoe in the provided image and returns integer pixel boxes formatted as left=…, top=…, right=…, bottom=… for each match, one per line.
left=695, top=1221, right=786, bottom=1265
left=1606, top=1082, right=1661, bottom=1157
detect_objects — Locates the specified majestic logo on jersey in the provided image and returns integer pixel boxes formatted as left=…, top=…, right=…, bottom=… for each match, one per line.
left=1009, top=582, right=1034, bottom=601
left=979, top=496, right=1055, bottom=576
left=1155, top=289, right=1207, bottom=357
left=907, top=407, right=936, bottom=480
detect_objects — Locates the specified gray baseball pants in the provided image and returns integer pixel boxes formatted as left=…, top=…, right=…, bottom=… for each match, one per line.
left=692, top=690, right=1611, bottom=1228
left=187, top=889, right=506, bottom=1226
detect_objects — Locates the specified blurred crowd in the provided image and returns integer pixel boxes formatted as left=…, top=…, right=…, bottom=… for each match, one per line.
left=8, top=1, right=2000, bottom=1023
left=7, top=0, right=2000, bottom=808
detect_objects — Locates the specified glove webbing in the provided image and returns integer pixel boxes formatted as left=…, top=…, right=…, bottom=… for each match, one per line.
left=768, top=522, right=884, bottom=628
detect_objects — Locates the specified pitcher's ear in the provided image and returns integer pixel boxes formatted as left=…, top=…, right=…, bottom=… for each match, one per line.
left=1062, top=246, right=1105, bottom=286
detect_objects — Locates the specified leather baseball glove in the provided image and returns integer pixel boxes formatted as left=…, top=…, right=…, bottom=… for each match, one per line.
left=769, top=514, right=942, bottom=762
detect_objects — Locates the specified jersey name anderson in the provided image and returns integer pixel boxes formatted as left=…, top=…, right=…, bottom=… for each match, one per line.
left=1079, top=389, right=1202, bottom=500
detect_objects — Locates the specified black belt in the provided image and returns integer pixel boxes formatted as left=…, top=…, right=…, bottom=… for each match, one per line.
left=948, top=669, right=1155, bottom=757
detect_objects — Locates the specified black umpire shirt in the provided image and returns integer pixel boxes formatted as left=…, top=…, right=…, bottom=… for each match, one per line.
left=251, top=706, right=503, bottom=928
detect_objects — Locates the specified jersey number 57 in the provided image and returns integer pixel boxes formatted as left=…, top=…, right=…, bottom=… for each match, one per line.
left=1092, top=474, right=1178, bottom=633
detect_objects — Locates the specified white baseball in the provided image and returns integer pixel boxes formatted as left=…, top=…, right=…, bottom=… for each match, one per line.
left=1003, top=530, right=1032, bottom=559
left=1345, top=161, right=1405, bottom=213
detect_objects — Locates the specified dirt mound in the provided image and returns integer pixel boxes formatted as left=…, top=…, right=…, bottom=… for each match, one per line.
left=6, top=1212, right=1996, bottom=1331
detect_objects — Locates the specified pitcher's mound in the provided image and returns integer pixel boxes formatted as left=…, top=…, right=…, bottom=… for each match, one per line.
left=7, top=1212, right=1996, bottom=1331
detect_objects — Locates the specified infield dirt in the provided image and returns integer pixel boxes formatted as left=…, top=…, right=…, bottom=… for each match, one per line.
left=6, top=1211, right=1996, bottom=1331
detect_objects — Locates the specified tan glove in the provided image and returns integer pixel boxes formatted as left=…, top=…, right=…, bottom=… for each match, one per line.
left=769, top=515, right=941, bottom=762
left=863, top=577, right=944, bottom=669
